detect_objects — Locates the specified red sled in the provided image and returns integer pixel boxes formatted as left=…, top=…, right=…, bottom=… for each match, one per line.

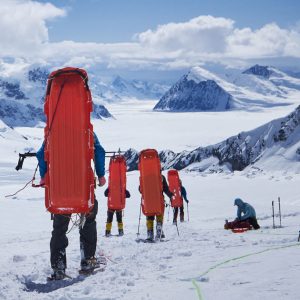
left=138, top=149, right=164, bottom=216
left=44, top=67, right=95, bottom=214
left=107, top=155, right=127, bottom=211
left=224, top=220, right=252, bottom=231
left=167, top=169, right=183, bottom=208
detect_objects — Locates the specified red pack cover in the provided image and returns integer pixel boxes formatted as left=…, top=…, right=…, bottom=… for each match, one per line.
left=139, top=149, right=164, bottom=216
left=107, top=155, right=127, bottom=211
left=44, top=67, right=95, bottom=214
left=167, top=169, right=183, bottom=208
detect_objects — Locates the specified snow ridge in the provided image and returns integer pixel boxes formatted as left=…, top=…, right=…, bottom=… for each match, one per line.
left=125, top=105, right=300, bottom=173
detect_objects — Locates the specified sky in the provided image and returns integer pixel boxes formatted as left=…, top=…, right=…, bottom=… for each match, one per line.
left=0, top=0, right=300, bottom=80
left=39, top=0, right=300, bottom=43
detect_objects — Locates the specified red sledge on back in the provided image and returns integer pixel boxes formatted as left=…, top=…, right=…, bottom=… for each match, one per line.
left=167, top=169, right=183, bottom=208
left=44, top=67, right=95, bottom=214
left=138, top=149, right=164, bottom=216
left=107, top=155, right=127, bottom=211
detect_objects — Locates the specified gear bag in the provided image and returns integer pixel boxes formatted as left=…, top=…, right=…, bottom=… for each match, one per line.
left=107, top=155, right=127, bottom=211
left=139, top=149, right=164, bottom=216
left=44, top=67, right=95, bottom=214
left=167, top=169, right=183, bottom=208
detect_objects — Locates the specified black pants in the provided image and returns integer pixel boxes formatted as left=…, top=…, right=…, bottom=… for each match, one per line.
left=173, top=206, right=184, bottom=222
left=106, top=210, right=122, bottom=223
left=50, top=200, right=98, bottom=270
left=246, top=217, right=260, bottom=230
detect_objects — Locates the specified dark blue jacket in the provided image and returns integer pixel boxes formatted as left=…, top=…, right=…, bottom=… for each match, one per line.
left=36, top=132, right=105, bottom=178
left=234, top=198, right=256, bottom=220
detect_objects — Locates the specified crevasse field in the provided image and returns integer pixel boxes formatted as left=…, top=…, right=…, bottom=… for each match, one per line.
left=1, top=101, right=300, bottom=300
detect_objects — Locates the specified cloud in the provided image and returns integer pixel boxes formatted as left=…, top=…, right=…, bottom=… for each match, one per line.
left=0, top=4, right=299, bottom=72
left=0, top=0, right=66, bottom=57
left=136, top=15, right=234, bottom=53
left=228, top=23, right=300, bottom=58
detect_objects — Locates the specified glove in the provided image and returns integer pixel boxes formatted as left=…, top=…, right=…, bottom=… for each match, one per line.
left=98, top=176, right=106, bottom=187
left=39, top=177, right=45, bottom=186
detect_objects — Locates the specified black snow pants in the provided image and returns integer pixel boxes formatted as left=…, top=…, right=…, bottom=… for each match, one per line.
left=246, top=217, right=260, bottom=230
left=173, top=205, right=184, bottom=222
left=50, top=199, right=98, bottom=270
left=106, top=209, right=123, bottom=223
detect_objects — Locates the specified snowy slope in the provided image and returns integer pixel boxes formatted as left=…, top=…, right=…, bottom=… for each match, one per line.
left=1, top=101, right=300, bottom=299
left=155, top=65, right=300, bottom=112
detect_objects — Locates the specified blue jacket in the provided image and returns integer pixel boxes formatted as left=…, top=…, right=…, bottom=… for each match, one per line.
left=234, top=198, right=256, bottom=220
left=36, top=132, right=105, bottom=178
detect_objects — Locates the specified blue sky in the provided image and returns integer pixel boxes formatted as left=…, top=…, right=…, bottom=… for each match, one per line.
left=0, top=0, right=299, bottom=80
left=39, top=0, right=300, bottom=43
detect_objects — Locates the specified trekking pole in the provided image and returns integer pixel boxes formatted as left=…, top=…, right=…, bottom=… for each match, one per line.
left=167, top=201, right=171, bottom=221
left=298, top=230, right=300, bottom=242
left=137, top=199, right=142, bottom=237
left=173, top=208, right=180, bottom=236
left=187, top=202, right=190, bottom=222
left=272, top=201, right=275, bottom=229
left=278, top=197, right=282, bottom=228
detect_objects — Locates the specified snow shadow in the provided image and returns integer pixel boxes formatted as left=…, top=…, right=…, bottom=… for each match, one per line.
left=22, top=275, right=86, bottom=293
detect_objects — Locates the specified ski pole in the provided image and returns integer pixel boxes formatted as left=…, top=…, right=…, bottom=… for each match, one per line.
left=298, top=231, right=300, bottom=242
left=173, top=208, right=180, bottom=236
left=187, top=202, right=190, bottom=222
left=278, top=197, right=282, bottom=228
left=272, top=201, right=275, bottom=229
left=137, top=198, right=142, bottom=237
left=167, top=201, right=170, bottom=221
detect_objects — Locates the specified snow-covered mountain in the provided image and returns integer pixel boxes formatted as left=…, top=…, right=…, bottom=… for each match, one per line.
left=125, top=105, right=300, bottom=173
left=154, top=65, right=300, bottom=112
left=90, top=75, right=169, bottom=102
left=153, top=75, right=232, bottom=111
left=0, top=66, right=113, bottom=127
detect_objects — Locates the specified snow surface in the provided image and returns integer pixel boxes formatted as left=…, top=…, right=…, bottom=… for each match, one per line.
left=1, top=101, right=300, bottom=299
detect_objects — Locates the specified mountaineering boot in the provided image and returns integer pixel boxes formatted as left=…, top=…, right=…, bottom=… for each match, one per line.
left=118, top=222, right=124, bottom=236
left=105, top=222, right=112, bottom=237
left=156, top=222, right=163, bottom=240
left=146, top=230, right=154, bottom=241
left=48, top=268, right=66, bottom=281
left=180, top=212, right=184, bottom=222
left=80, top=257, right=99, bottom=273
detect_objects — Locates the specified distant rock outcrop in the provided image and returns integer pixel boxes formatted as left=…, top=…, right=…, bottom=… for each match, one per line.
left=154, top=74, right=232, bottom=111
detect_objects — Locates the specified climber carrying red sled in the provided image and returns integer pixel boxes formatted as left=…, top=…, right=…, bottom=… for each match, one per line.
left=167, top=170, right=189, bottom=224
left=225, top=198, right=260, bottom=231
left=137, top=149, right=173, bottom=242
left=36, top=67, right=106, bottom=280
left=104, top=154, right=130, bottom=237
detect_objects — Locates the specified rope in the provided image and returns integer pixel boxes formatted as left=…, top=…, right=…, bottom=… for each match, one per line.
left=5, top=164, right=39, bottom=198
left=4, top=178, right=33, bottom=198
left=192, top=242, right=300, bottom=299
left=192, top=279, right=204, bottom=300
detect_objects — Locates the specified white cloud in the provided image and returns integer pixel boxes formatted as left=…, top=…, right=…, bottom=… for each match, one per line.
left=0, top=0, right=66, bottom=56
left=0, top=5, right=299, bottom=72
left=136, top=15, right=234, bottom=53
